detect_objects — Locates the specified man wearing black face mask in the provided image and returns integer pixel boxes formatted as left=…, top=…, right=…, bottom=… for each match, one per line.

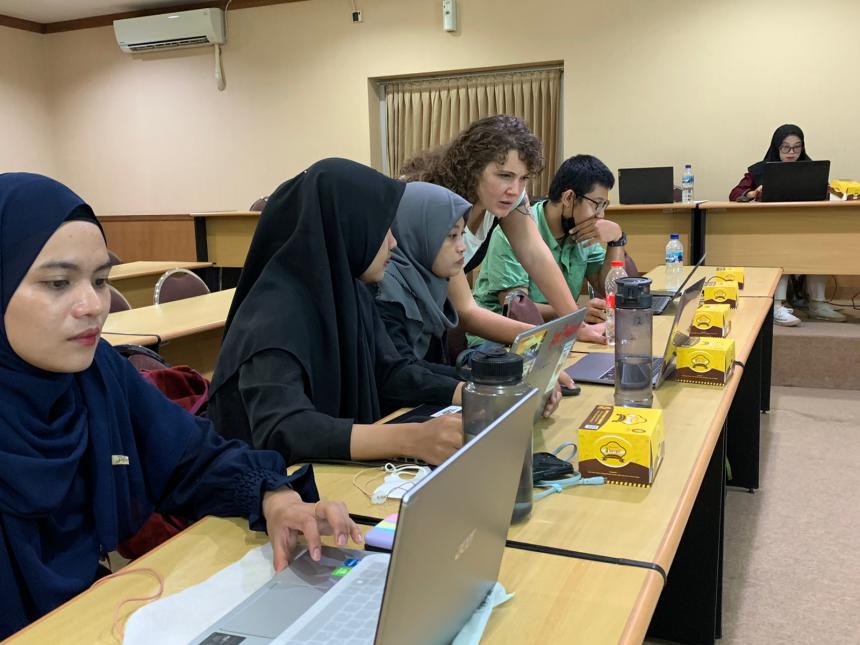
left=471, top=154, right=626, bottom=325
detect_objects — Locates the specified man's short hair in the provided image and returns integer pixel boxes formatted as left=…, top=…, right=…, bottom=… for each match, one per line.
left=547, top=155, right=615, bottom=201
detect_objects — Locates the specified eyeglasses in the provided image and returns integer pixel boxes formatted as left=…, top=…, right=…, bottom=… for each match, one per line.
left=778, top=144, right=803, bottom=154
left=576, top=193, right=610, bottom=213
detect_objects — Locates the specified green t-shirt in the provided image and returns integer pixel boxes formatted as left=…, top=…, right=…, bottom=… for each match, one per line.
left=468, top=200, right=606, bottom=344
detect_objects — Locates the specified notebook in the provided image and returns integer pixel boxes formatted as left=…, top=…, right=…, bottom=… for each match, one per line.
left=565, top=278, right=704, bottom=387
left=761, top=160, right=830, bottom=202
left=190, top=390, right=540, bottom=645
left=618, top=166, right=674, bottom=204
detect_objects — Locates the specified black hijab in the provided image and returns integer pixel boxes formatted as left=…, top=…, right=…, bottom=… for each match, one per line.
left=748, top=124, right=811, bottom=186
left=210, top=158, right=404, bottom=422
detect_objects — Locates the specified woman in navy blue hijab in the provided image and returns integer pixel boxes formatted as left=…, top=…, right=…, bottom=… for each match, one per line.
left=0, top=173, right=362, bottom=638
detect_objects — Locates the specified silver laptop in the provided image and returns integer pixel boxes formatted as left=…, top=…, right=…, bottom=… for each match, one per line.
left=511, top=308, right=586, bottom=417
left=650, top=253, right=707, bottom=315
left=191, top=390, right=540, bottom=645
left=565, top=277, right=705, bottom=387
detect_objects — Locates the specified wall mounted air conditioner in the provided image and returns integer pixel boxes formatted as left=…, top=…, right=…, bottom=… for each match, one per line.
left=114, top=8, right=225, bottom=53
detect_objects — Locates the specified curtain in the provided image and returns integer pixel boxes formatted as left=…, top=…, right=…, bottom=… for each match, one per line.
left=385, top=68, right=562, bottom=197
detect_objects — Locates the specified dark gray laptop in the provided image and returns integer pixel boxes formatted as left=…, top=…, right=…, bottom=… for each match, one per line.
left=565, top=278, right=704, bottom=387
left=650, top=252, right=707, bottom=315
left=191, top=390, right=540, bottom=645
left=761, top=160, right=830, bottom=202
left=618, top=166, right=674, bottom=204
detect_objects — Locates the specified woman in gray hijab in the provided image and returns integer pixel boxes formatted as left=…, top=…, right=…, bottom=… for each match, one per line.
left=376, top=182, right=470, bottom=378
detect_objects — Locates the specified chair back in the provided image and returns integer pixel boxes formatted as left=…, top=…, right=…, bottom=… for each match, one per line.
left=113, top=344, right=171, bottom=371
left=109, top=285, right=132, bottom=313
left=502, top=289, right=544, bottom=325
left=623, top=252, right=641, bottom=278
left=250, top=196, right=268, bottom=211
left=153, top=268, right=210, bottom=304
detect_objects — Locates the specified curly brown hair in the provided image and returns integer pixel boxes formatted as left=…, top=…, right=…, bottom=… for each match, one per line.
left=399, top=115, right=544, bottom=203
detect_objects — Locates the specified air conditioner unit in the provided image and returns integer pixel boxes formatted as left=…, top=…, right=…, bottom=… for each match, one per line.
left=114, top=8, right=225, bottom=53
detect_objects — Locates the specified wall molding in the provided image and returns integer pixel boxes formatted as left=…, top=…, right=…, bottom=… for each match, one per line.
left=0, top=0, right=307, bottom=35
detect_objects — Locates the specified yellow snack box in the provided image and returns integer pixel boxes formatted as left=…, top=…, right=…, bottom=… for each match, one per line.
left=672, top=337, right=735, bottom=386
left=703, top=278, right=739, bottom=308
left=690, top=303, right=733, bottom=338
left=578, top=405, right=665, bottom=487
left=713, top=266, right=745, bottom=289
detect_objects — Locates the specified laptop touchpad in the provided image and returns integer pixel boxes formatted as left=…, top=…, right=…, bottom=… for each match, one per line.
left=222, top=585, right=325, bottom=638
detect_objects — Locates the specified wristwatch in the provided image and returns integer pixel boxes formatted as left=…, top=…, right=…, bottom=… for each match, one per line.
left=607, top=231, right=627, bottom=247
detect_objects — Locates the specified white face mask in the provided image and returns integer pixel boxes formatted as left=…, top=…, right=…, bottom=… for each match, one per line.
left=369, top=464, right=432, bottom=505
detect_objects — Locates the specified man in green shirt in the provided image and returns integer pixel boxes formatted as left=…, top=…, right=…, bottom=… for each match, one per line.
left=470, top=154, right=626, bottom=343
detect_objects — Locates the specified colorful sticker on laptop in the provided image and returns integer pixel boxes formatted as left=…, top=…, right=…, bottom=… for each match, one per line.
left=331, top=566, right=351, bottom=577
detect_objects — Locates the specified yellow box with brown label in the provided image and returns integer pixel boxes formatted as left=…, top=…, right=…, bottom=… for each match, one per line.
left=577, top=405, right=665, bottom=487
left=703, top=278, right=739, bottom=308
left=690, top=304, right=732, bottom=338
left=713, top=266, right=745, bottom=289
left=672, top=337, right=736, bottom=386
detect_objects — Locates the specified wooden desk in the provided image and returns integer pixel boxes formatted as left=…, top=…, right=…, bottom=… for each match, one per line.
left=109, top=261, right=213, bottom=308
left=102, top=289, right=234, bottom=378
left=8, top=517, right=664, bottom=645
left=604, top=203, right=702, bottom=272
left=192, top=211, right=260, bottom=268
left=643, top=265, right=782, bottom=299
left=702, top=200, right=860, bottom=275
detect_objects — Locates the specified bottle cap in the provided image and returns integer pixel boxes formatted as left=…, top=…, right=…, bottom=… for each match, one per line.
left=470, top=347, right=523, bottom=385
left=670, top=233, right=680, bottom=239
left=614, top=276, right=653, bottom=309
left=610, top=260, right=624, bottom=267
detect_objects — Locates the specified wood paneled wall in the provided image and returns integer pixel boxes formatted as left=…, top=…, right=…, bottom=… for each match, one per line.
left=99, top=215, right=197, bottom=262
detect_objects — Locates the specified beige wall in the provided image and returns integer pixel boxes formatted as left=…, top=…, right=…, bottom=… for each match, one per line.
left=8, top=0, right=860, bottom=213
left=0, top=25, right=55, bottom=176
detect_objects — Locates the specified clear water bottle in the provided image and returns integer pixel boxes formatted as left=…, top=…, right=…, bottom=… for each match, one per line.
left=614, top=277, right=654, bottom=408
left=665, top=233, right=684, bottom=290
left=462, top=348, right=533, bottom=523
left=681, top=163, right=694, bottom=203
left=604, top=260, right=627, bottom=347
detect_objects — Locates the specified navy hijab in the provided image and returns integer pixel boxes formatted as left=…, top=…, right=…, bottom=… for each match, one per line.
left=0, top=173, right=191, bottom=634
left=748, top=124, right=811, bottom=186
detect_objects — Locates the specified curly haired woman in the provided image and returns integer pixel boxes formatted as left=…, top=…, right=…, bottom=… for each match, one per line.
left=401, top=115, right=608, bottom=346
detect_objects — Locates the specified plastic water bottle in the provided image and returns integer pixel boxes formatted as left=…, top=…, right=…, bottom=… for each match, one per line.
left=614, top=277, right=654, bottom=408
left=665, top=233, right=684, bottom=291
left=604, top=260, right=627, bottom=347
left=681, top=163, right=694, bottom=203
left=462, top=348, right=533, bottom=523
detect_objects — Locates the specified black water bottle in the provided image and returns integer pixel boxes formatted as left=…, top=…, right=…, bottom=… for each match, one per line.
left=462, top=348, right=533, bottom=523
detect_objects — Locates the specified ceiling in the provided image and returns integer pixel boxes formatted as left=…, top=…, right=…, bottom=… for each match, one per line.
left=0, top=1, right=208, bottom=24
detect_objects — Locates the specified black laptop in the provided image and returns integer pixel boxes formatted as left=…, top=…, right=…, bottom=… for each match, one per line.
left=618, top=167, right=674, bottom=204
left=761, top=160, right=830, bottom=202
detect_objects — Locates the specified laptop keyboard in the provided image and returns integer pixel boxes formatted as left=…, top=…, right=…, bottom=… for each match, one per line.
left=274, top=558, right=389, bottom=644
left=602, top=358, right=663, bottom=382
left=651, top=295, right=671, bottom=314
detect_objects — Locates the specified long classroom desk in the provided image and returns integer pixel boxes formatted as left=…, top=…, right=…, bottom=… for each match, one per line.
left=644, top=264, right=781, bottom=488
left=701, top=200, right=860, bottom=274
left=7, top=516, right=665, bottom=645
left=604, top=203, right=702, bottom=271
left=192, top=211, right=259, bottom=268
left=101, top=288, right=234, bottom=379
left=109, top=260, right=213, bottom=308
left=193, top=206, right=704, bottom=276
left=311, top=294, right=774, bottom=644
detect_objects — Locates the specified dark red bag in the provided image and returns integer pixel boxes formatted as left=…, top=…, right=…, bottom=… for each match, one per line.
left=502, top=290, right=544, bottom=325
left=116, top=364, right=210, bottom=560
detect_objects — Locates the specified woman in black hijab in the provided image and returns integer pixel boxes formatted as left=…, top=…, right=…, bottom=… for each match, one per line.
left=728, top=124, right=845, bottom=325
left=729, top=124, right=811, bottom=201
left=208, top=159, right=464, bottom=466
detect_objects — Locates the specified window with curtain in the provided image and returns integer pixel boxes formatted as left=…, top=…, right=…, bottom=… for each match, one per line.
left=382, top=66, right=562, bottom=197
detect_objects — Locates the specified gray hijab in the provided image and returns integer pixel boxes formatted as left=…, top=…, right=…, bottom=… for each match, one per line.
left=377, top=182, right=471, bottom=359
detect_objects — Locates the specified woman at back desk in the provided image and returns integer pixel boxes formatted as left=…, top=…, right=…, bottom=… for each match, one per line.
left=729, top=124, right=846, bottom=325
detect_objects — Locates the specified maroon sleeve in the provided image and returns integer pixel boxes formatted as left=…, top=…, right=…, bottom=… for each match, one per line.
left=729, top=172, right=756, bottom=201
